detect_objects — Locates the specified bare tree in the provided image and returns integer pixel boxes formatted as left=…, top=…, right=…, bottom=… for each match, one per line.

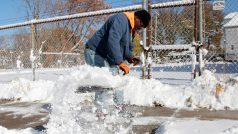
left=64, top=0, right=111, bottom=51
left=13, top=0, right=111, bottom=68
left=13, top=29, right=31, bottom=68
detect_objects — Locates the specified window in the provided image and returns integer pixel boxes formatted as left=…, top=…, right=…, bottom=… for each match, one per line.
left=231, top=45, right=234, bottom=50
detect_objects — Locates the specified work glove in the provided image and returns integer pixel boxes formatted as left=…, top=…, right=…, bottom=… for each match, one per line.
left=128, top=57, right=141, bottom=66
left=118, top=63, right=130, bottom=75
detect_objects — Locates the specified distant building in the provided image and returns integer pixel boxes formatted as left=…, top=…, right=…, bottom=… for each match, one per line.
left=223, top=12, right=238, bottom=61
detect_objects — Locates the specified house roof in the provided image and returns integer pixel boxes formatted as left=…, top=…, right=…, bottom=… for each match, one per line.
left=224, top=12, right=238, bottom=27
left=224, top=12, right=238, bottom=20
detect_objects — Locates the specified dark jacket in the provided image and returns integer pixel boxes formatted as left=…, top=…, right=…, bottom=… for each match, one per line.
left=85, top=13, right=134, bottom=65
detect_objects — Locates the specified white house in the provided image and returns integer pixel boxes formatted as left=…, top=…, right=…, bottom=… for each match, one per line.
left=223, top=12, right=238, bottom=61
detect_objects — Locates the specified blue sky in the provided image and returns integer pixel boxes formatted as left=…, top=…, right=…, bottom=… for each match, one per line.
left=224, top=0, right=238, bottom=14
left=0, top=0, right=25, bottom=26
left=0, top=0, right=136, bottom=26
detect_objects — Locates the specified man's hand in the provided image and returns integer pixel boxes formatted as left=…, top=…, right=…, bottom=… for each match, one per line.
left=118, top=63, right=130, bottom=75
left=128, top=57, right=141, bottom=66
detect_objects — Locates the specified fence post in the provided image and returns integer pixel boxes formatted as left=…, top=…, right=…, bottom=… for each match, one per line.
left=192, top=46, right=197, bottom=79
left=193, top=0, right=198, bottom=78
left=147, top=0, right=151, bottom=79
left=154, top=14, right=158, bottom=46
left=141, top=0, right=148, bottom=79
left=198, top=0, right=204, bottom=76
left=10, top=51, right=14, bottom=70
left=31, top=23, right=36, bottom=81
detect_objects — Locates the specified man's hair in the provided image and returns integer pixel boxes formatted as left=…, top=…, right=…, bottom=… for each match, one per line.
left=134, top=10, right=151, bottom=28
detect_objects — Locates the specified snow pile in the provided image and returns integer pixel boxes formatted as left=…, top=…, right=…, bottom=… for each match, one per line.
left=0, top=126, right=40, bottom=134
left=44, top=65, right=238, bottom=133
left=188, top=70, right=238, bottom=109
left=124, top=69, right=238, bottom=110
left=0, top=78, right=54, bottom=102
left=1, top=65, right=238, bottom=109
left=156, top=119, right=238, bottom=134
left=46, top=65, right=132, bottom=133
left=0, top=65, right=238, bottom=133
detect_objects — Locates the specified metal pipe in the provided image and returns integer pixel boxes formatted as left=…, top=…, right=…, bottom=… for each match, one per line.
left=142, top=0, right=147, bottom=79
left=198, top=0, right=203, bottom=44
left=31, top=23, right=36, bottom=81
left=198, top=0, right=204, bottom=76
left=147, top=0, right=151, bottom=79
left=155, top=14, right=158, bottom=46
left=194, top=0, right=198, bottom=42
left=193, top=0, right=198, bottom=79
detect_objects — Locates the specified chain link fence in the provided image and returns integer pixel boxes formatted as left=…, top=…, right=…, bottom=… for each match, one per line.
left=202, top=0, right=238, bottom=82
left=145, top=0, right=238, bottom=84
left=0, top=0, right=237, bottom=84
left=146, top=1, right=196, bottom=84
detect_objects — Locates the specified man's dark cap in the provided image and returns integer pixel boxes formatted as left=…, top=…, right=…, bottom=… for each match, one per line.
left=135, top=10, right=151, bottom=28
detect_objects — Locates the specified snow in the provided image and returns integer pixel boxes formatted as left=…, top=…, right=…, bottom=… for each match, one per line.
left=150, top=44, right=194, bottom=50
left=224, top=12, right=238, bottom=20
left=30, top=49, right=36, bottom=63
left=156, top=119, right=238, bottom=134
left=224, top=15, right=238, bottom=27
left=0, top=126, right=41, bottom=134
left=224, top=12, right=238, bottom=27
left=0, top=78, right=55, bottom=101
left=0, top=65, right=238, bottom=133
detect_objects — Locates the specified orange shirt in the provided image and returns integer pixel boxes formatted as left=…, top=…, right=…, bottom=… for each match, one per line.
left=123, top=12, right=135, bottom=31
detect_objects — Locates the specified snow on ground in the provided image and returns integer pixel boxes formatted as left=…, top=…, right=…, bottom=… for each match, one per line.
left=156, top=119, right=238, bottom=134
left=0, top=78, right=55, bottom=101
left=0, top=126, right=41, bottom=134
left=0, top=65, right=238, bottom=133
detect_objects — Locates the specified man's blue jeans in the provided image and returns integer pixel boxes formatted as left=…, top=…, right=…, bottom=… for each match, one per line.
left=84, top=48, right=124, bottom=113
left=84, top=48, right=120, bottom=75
